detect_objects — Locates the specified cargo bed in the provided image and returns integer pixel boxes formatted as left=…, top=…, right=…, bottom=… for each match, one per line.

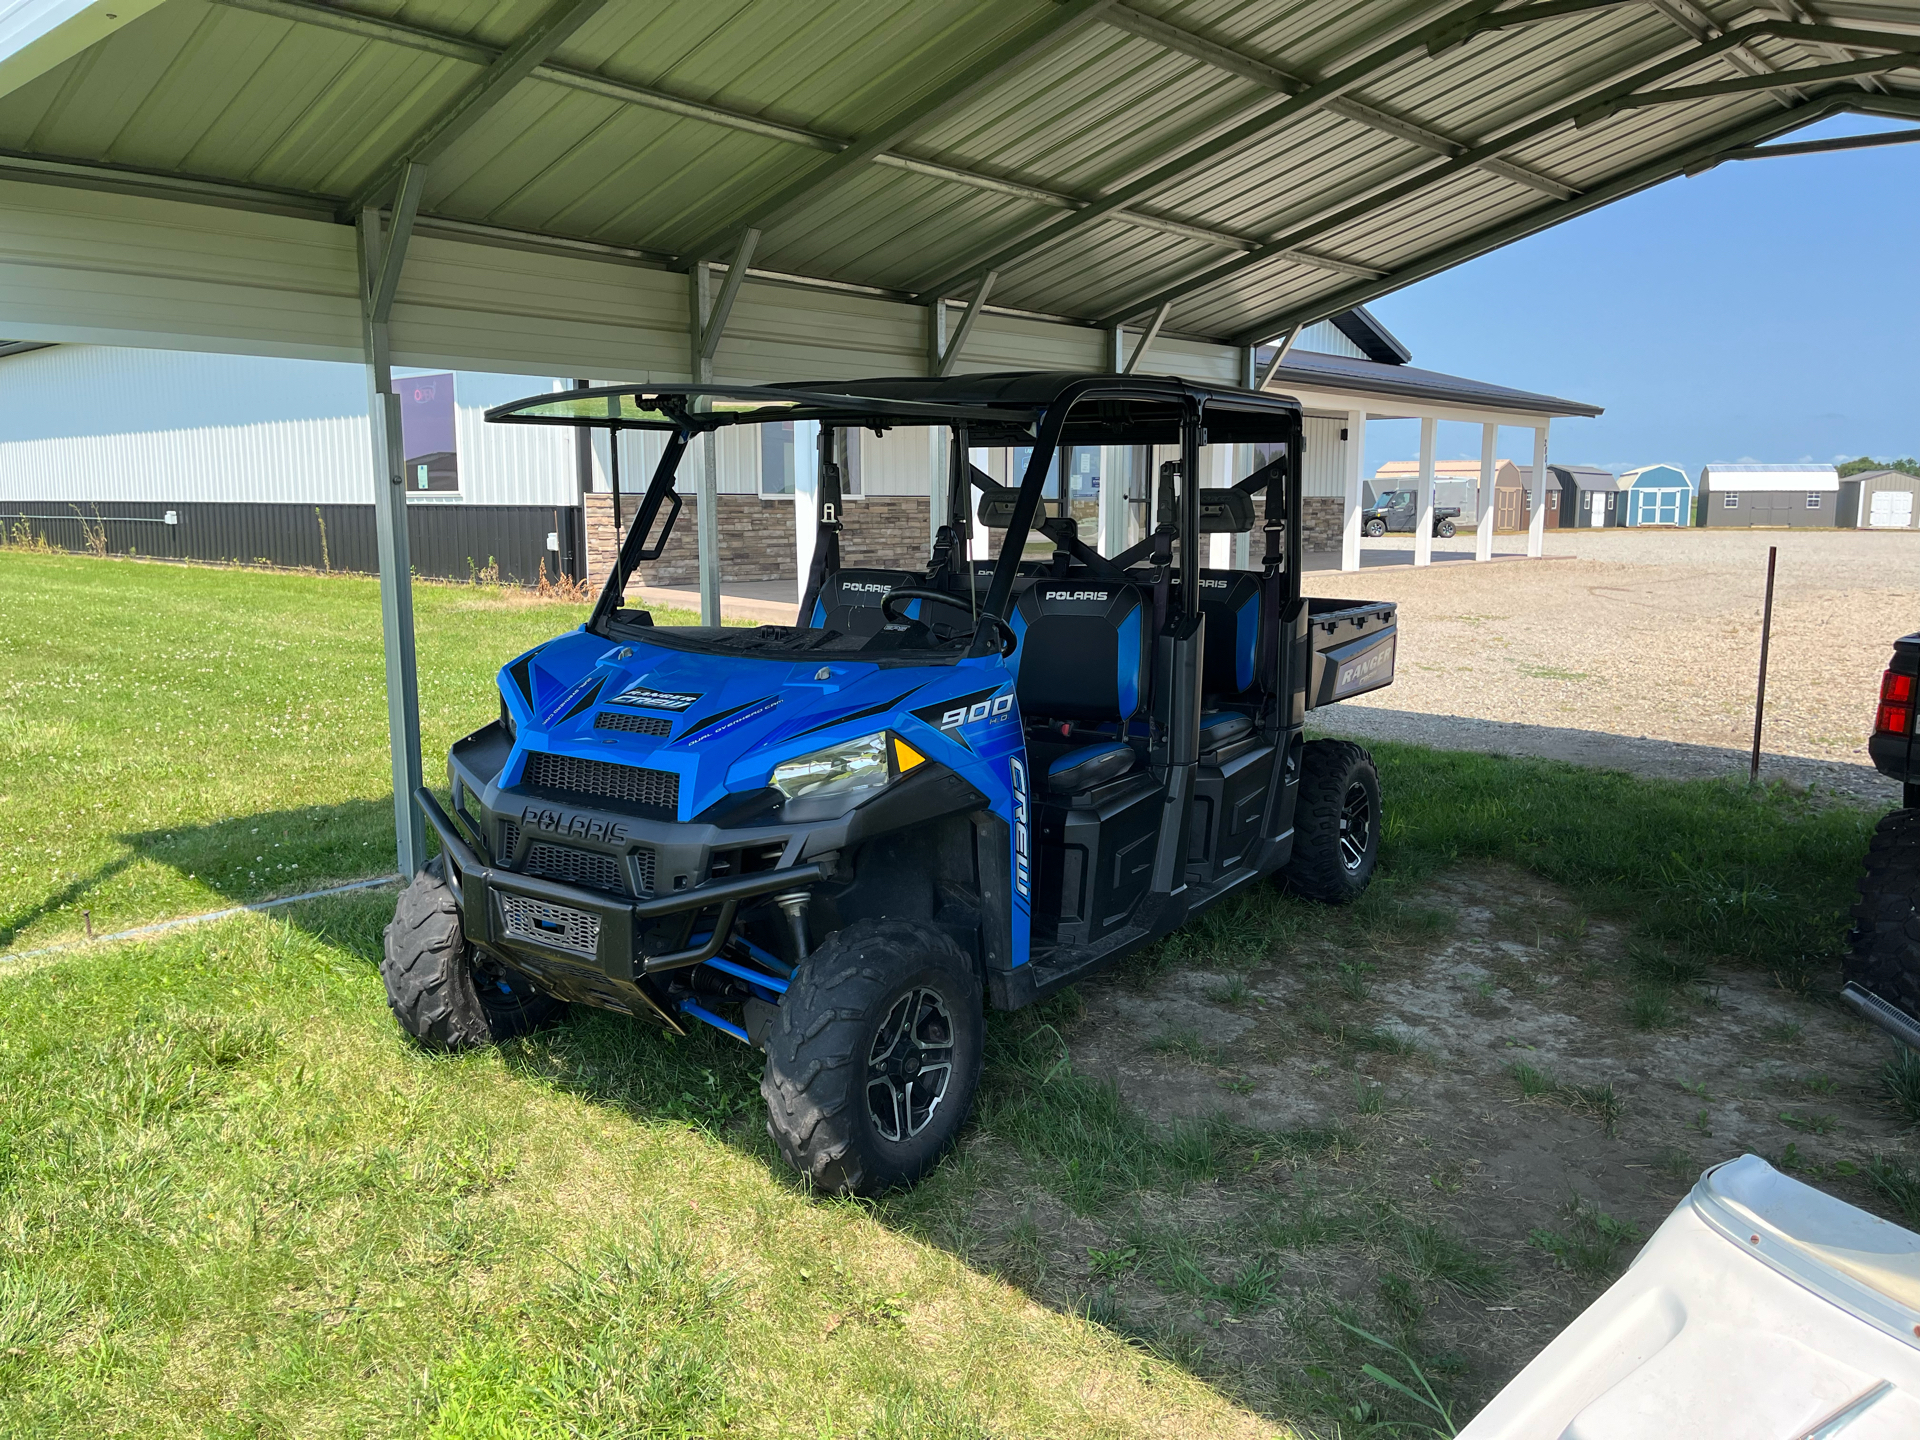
left=1305, top=597, right=1397, bottom=708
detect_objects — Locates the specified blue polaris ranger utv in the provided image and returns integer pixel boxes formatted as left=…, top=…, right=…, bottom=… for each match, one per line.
left=381, top=373, right=1398, bottom=1194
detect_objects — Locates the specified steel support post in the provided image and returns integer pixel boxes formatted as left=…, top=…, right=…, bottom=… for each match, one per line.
left=356, top=196, right=425, bottom=877
left=1475, top=422, right=1497, bottom=562
left=1528, top=424, right=1550, bottom=558
left=1341, top=408, right=1366, bottom=573
left=1414, top=415, right=1436, bottom=567
left=689, top=260, right=721, bottom=625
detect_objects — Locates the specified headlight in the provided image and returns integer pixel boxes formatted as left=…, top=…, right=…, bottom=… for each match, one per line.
left=770, top=732, right=891, bottom=802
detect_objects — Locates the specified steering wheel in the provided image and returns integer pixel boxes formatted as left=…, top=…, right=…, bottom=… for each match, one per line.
left=881, top=589, right=1018, bottom=657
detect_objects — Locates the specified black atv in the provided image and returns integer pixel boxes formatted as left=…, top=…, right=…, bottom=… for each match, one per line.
left=1360, top=489, right=1460, bottom=538
left=1843, top=631, right=1920, bottom=1048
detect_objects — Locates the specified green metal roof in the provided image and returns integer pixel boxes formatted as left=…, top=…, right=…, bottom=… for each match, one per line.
left=0, top=0, right=1914, bottom=348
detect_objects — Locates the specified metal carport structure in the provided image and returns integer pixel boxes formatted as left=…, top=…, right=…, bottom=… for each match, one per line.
left=0, top=0, right=1913, bottom=875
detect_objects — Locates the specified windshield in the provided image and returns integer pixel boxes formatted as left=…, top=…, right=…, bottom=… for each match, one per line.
left=1379, top=490, right=1414, bottom=507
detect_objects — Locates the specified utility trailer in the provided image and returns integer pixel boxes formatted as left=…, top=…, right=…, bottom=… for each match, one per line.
left=381, top=373, right=1398, bottom=1193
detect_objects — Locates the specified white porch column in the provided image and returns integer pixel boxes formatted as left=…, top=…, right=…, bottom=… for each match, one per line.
left=1341, top=408, right=1366, bottom=572
left=1097, top=445, right=1125, bottom=556
left=1528, top=423, right=1550, bottom=559
left=1207, top=442, right=1233, bottom=569
left=793, top=419, right=820, bottom=608
left=927, top=426, right=947, bottom=545
left=1414, top=415, right=1436, bottom=567
left=1232, top=443, right=1253, bottom=569
left=1475, top=422, right=1497, bottom=562
left=967, top=446, right=990, bottom=562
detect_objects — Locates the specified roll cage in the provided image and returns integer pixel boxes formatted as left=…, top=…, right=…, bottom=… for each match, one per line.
left=485, top=372, right=1307, bottom=656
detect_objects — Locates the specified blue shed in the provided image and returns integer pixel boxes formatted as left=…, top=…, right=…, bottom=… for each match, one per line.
left=1620, top=464, right=1693, bottom=527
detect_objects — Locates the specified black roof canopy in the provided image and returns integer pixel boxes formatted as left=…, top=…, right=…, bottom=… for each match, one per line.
left=488, top=373, right=1303, bottom=446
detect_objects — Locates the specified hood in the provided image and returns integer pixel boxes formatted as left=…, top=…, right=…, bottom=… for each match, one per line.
left=499, top=628, right=995, bottom=820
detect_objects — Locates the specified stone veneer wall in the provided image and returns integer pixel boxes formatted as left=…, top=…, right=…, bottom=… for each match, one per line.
left=837, top=495, right=931, bottom=572
left=583, top=493, right=796, bottom=591
left=583, top=491, right=1341, bottom=588
left=583, top=493, right=931, bottom=590
left=1300, top=496, right=1344, bottom=553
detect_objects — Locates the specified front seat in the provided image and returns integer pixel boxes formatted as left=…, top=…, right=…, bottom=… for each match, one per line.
left=1009, top=580, right=1150, bottom=794
left=808, top=569, right=920, bottom=635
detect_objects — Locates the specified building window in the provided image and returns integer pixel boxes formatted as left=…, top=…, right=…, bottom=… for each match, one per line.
left=1724, top=493, right=1739, bottom=508
left=760, top=421, right=794, bottom=496
left=398, top=372, right=458, bottom=493
left=1806, top=492, right=1821, bottom=509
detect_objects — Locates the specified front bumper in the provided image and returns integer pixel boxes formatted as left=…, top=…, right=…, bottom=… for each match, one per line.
left=419, top=787, right=821, bottom=1023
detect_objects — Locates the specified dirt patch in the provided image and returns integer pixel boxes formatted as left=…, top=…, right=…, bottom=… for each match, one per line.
left=1304, top=528, right=1919, bottom=802
left=946, top=862, right=1920, bottom=1430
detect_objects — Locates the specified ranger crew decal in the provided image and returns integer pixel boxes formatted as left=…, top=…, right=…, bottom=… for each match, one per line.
left=1010, top=756, right=1031, bottom=901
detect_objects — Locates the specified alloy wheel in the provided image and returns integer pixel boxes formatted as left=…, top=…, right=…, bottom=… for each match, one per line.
left=1338, top=780, right=1372, bottom=871
left=865, top=986, right=956, bottom=1143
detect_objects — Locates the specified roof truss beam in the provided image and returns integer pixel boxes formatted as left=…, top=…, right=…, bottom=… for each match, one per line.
left=693, top=227, right=760, bottom=366
left=1228, top=93, right=1870, bottom=346
left=911, top=0, right=1641, bottom=304
left=210, top=0, right=1382, bottom=287
left=670, top=0, right=1114, bottom=269
left=1095, top=18, right=1920, bottom=330
left=347, top=0, right=605, bottom=213
left=1121, top=302, right=1171, bottom=374
left=1576, top=47, right=1920, bottom=123
left=1103, top=2, right=1577, bottom=200
left=1696, top=122, right=1920, bottom=166
left=932, top=271, right=997, bottom=378
left=1644, top=0, right=1806, bottom=103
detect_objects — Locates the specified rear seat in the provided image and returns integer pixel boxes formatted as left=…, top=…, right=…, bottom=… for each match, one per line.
left=1196, top=568, right=1262, bottom=698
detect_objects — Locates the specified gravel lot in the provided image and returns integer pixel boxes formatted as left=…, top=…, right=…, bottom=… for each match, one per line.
left=1303, top=527, right=1920, bottom=806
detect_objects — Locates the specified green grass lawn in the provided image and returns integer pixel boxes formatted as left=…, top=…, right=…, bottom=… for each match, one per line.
left=0, top=550, right=701, bottom=952
left=0, top=551, right=1891, bottom=1436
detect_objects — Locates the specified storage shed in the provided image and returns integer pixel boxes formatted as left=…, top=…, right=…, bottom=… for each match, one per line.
left=1620, top=464, right=1693, bottom=526
left=1548, top=464, right=1624, bottom=528
left=1838, top=469, right=1920, bottom=530
left=1699, top=465, right=1839, bottom=527
left=1370, top=457, right=1530, bottom=526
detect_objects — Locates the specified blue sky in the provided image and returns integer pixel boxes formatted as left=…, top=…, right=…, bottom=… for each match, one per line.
left=1360, top=112, right=1920, bottom=480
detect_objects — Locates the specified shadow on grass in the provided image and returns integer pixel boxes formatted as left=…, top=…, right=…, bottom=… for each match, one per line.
left=1, top=798, right=403, bottom=951
left=35, top=746, right=1883, bottom=1431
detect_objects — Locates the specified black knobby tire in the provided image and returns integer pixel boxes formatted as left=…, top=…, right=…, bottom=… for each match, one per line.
left=1280, top=739, right=1381, bottom=904
left=1437, top=518, right=1457, bottom=538
left=1846, top=808, right=1920, bottom=1018
left=1364, top=518, right=1387, bottom=537
left=381, top=857, right=566, bottom=1050
left=762, top=918, right=982, bottom=1195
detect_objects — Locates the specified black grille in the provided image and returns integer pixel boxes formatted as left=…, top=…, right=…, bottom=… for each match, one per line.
left=500, top=821, right=654, bottom=896
left=526, top=841, right=623, bottom=894
left=523, top=751, right=679, bottom=812
left=595, top=711, right=673, bottom=737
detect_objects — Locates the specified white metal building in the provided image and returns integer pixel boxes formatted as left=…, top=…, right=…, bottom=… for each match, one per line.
left=0, top=310, right=1600, bottom=587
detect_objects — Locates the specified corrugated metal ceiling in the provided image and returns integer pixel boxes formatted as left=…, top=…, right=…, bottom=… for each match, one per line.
left=0, top=0, right=1913, bottom=349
